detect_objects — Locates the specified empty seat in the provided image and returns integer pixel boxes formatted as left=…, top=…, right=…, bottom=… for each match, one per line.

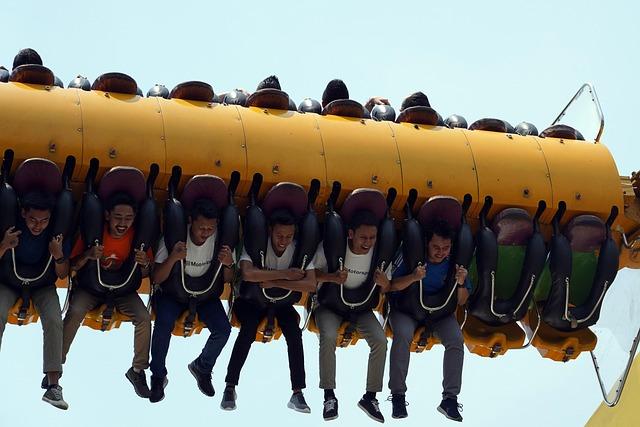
left=9, top=64, right=55, bottom=86
left=170, top=81, right=214, bottom=102
left=321, top=99, right=366, bottom=118
left=469, top=118, right=515, bottom=133
left=539, top=124, right=584, bottom=140
left=245, top=88, right=290, bottom=110
left=91, top=72, right=138, bottom=95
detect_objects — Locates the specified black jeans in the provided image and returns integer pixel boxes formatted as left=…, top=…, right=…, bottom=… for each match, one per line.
left=225, top=299, right=306, bottom=390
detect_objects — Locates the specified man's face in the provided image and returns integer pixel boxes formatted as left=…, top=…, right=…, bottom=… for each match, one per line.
left=190, top=215, right=217, bottom=246
left=105, top=204, right=135, bottom=238
left=427, top=234, right=452, bottom=263
left=21, top=208, right=51, bottom=236
left=270, top=223, right=295, bottom=255
left=348, top=224, right=377, bottom=255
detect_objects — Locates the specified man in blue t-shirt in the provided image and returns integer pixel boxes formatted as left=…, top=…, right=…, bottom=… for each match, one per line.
left=388, top=220, right=470, bottom=422
left=0, top=191, right=71, bottom=410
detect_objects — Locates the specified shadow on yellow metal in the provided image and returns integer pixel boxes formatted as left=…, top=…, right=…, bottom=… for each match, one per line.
left=6, top=298, right=39, bottom=326
left=461, top=314, right=525, bottom=358
left=82, top=305, right=125, bottom=331
left=171, top=311, right=205, bottom=338
left=522, top=307, right=597, bottom=362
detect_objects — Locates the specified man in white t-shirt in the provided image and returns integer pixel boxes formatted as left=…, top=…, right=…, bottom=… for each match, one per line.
left=149, top=198, right=234, bottom=403
left=222, top=209, right=316, bottom=414
left=313, top=209, right=391, bottom=423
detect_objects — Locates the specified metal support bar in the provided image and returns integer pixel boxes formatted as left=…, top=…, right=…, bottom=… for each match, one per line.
left=590, top=326, right=640, bottom=407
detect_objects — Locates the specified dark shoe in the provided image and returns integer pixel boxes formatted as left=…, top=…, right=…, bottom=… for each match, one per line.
left=188, top=360, right=215, bottom=397
left=437, top=398, right=463, bottom=422
left=287, top=392, right=311, bottom=413
left=42, top=385, right=69, bottom=410
left=41, top=373, right=63, bottom=390
left=389, top=394, right=408, bottom=419
left=220, top=386, right=237, bottom=410
left=358, top=397, right=384, bottom=423
left=149, top=375, right=169, bottom=403
left=323, top=397, right=339, bottom=421
left=125, top=367, right=151, bottom=398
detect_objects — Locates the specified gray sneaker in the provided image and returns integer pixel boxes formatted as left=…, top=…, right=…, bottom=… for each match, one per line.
left=220, top=387, right=237, bottom=410
left=287, top=392, right=311, bottom=414
left=42, top=385, right=69, bottom=410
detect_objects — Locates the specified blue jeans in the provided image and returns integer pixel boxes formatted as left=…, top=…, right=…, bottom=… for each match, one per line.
left=150, top=292, right=231, bottom=378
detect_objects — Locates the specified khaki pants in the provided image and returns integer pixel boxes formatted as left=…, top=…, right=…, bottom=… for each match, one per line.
left=315, top=305, right=387, bottom=392
left=0, top=283, right=63, bottom=373
left=62, top=287, right=151, bottom=371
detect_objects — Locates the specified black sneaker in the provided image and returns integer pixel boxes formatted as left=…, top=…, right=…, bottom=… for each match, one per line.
left=125, top=367, right=151, bottom=398
left=188, top=360, right=215, bottom=397
left=220, top=386, right=237, bottom=410
left=149, top=375, right=169, bottom=403
left=358, top=397, right=384, bottom=423
left=42, top=385, right=69, bottom=410
left=323, top=397, right=339, bottom=421
left=287, top=392, right=311, bottom=413
left=437, top=397, right=463, bottom=422
left=389, top=394, right=408, bottom=419
left=41, top=373, right=63, bottom=389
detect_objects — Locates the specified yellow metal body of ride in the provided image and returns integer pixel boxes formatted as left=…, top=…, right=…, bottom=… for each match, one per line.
left=0, top=81, right=634, bottom=241
left=1, top=76, right=639, bottom=407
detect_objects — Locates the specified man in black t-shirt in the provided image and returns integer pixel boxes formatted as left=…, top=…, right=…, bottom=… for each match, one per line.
left=0, top=191, right=71, bottom=410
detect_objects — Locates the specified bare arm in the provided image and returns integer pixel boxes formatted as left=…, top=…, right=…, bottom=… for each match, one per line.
left=390, top=265, right=425, bottom=292
left=71, top=245, right=103, bottom=272
left=0, top=227, right=20, bottom=259
left=262, top=269, right=317, bottom=293
left=152, top=241, right=186, bottom=284
left=314, top=269, right=347, bottom=284
left=49, top=235, right=69, bottom=279
left=240, top=260, right=293, bottom=282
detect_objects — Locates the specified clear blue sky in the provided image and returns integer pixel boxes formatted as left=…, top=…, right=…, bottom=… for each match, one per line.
left=1, top=1, right=639, bottom=426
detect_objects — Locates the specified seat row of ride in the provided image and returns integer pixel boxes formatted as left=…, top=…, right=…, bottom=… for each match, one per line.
left=1, top=147, right=619, bottom=365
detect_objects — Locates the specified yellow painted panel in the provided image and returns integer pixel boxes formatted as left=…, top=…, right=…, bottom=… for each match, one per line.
left=538, top=137, right=622, bottom=224
left=319, top=115, right=402, bottom=207
left=239, top=107, right=326, bottom=199
left=0, top=83, right=82, bottom=178
left=395, top=124, right=478, bottom=211
left=78, top=90, right=165, bottom=177
left=465, top=130, right=552, bottom=219
left=161, top=101, right=247, bottom=191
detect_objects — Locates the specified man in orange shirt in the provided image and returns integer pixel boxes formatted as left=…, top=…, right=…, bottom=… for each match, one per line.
left=61, top=192, right=153, bottom=398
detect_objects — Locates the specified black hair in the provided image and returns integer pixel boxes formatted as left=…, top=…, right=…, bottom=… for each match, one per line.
left=105, top=191, right=137, bottom=213
left=425, top=220, right=454, bottom=243
left=13, top=48, right=43, bottom=69
left=257, top=75, right=281, bottom=91
left=269, top=208, right=296, bottom=227
left=348, top=209, right=378, bottom=232
left=21, top=191, right=55, bottom=212
left=322, top=79, right=349, bottom=107
left=190, top=198, right=219, bottom=220
left=400, top=91, right=431, bottom=111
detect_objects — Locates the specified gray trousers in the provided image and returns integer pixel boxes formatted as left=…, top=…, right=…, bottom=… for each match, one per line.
left=315, top=305, right=387, bottom=392
left=388, top=309, right=464, bottom=399
left=62, top=287, right=151, bottom=371
left=0, top=283, right=63, bottom=373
